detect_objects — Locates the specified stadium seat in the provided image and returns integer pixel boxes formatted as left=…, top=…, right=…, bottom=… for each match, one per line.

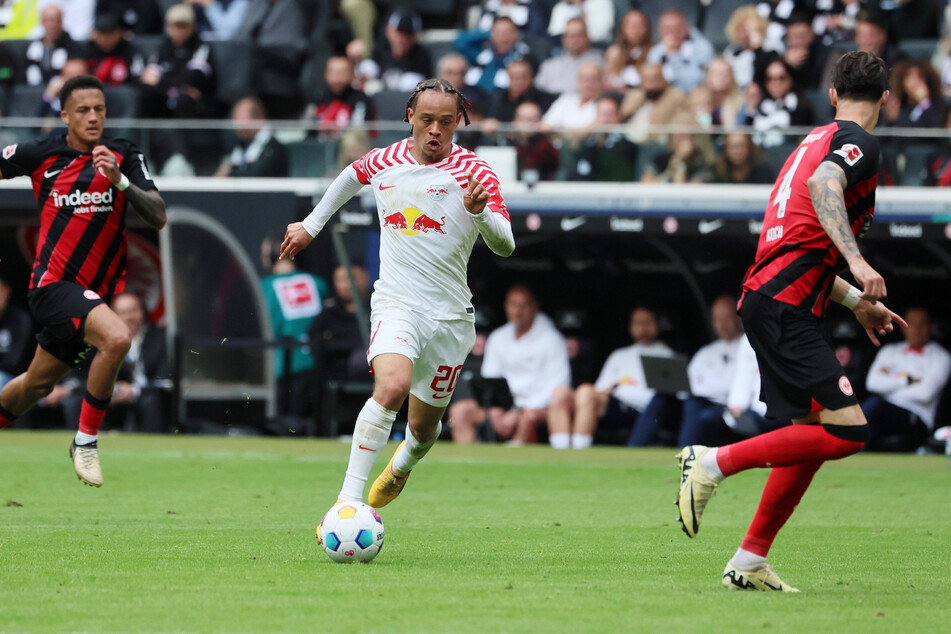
left=7, top=84, right=45, bottom=117
left=104, top=85, right=140, bottom=119
left=209, top=39, right=255, bottom=107
left=633, top=142, right=668, bottom=180
left=0, top=85, right=8, bottom=116
left=805, top=90, right=835, bottom=124
left=898, top=39, right=939, bottom=61
left=764, top=140, right=800, bottom=177
left=133, top=34, right=163, bottom=62
left=2, top=39, right=30, bottom=77
left=900, top=143, right=937, bottom=186
left=286, top=138, right=337, bottom=178
left=374, top=89, right=412, bottom=122
left=701, top=0, right=748, bottom=50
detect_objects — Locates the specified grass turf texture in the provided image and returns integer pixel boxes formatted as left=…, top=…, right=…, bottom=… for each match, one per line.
left=1, top=431, right=949, bottom=633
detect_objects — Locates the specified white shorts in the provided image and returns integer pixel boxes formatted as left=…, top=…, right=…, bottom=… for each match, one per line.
left=367, top=306, right=476, bottom=407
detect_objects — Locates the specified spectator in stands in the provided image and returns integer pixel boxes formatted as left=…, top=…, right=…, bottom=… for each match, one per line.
left=140, top=3, right=216, bottom=119
left=455, top=16, right=535, bottom=95
left=744, top=58, right=815, bottom=148
left=23, top=3, right=81, bottom=88
left=812, top=0, right=862, bottom=46
left=854, top=9, right=906, bottom=69
left=260, top=235, right=329, bottom=420
left=713, top=132, right=774, bottom=184
left=924, top=108, right=951, bottom=186
left=436, top=52, right=489, bottom=117
left=722, top=4, right=777, bottom=91
left=98, top=0, right=163, bottom=35
left=448, top=286, right=571, bottom=445
left=42, top=0, right=95, bottom=42
left=234, top=0, right=308, bottom=119
left=603, top=8, right=651, bottom=92
left=359, top=10, right=431, bottom=94
left=214, top=97, right=288, bottom=177
left=36, top=57, right=88, bottom=121
left=506, top=100, right=559, bottom=181
left=645, top=8, right=714, bottom=94
left=337, top=0, right=377, bottom=52
left=541, top=61, right=601, bottom=130
left=309, top=262, right=370, bottom=383
left=688, top=57, right=743, bottom=132
left=85, top=13, right=144, bottom=86
left=565, top=92, right=637, bottom=181
left=783, top=11, right=836, bottom=93
left=474, top=0, right=548, bottom=36
left=886, top=60, right=945, bottom=129
left=547, top=306, right=676, bottom=449
left=620, top=62, right=691, bottom=143
left=547, top=0, right=614, bottom=45
left=186, top=0, right=249, bottom=40
left=755, top=0, right=799, bottom=52
left=485, top=58, right=554, bottom=123
left=51, top=292, right=171, bottom=434
left=863, top=307, right=951, bottom=451
left=878, top=0, right=944, bottom=40
left=535, top=17, right=603, bottom=96
left=676, top=296, right=744, bottom=447
left=308, top=56, right=376, bottom=134
left=0, top=275, right=31, bottom=391
left=640, top=113, right=715, bottom=184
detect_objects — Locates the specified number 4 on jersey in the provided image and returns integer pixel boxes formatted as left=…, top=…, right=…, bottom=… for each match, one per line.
left=772, top=146, right=808, bottom=219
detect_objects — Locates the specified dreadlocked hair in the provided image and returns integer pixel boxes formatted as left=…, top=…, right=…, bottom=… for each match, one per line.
left=404, top=78, right=471, bottom=126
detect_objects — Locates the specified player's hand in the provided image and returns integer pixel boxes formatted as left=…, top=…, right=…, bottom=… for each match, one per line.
left=463, top=173, right=489, bottom=215
left=848, top=256, right=886, bottom=303
left=92, top=145, right=121, bottom=185
left=853, top=299, right=907, bottom=347
left=280, top=222, right=314, bottom=261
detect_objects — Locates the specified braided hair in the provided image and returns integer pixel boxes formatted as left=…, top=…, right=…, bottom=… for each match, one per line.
left=404, top=78, right=471, bottom=126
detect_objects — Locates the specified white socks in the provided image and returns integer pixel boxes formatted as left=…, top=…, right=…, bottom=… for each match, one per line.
left=338, top=399, right=397, bottom=502
left=570, top=433, right=592, bottom=450
left=732, top=547, right=768, bottom=571
left=549, top=433, right=570, bottom=449
left=75, top=431, right=97, bottom=445
left=392, top=421, right=442, bottom=475
left=702, top=447, right=725, bottom=482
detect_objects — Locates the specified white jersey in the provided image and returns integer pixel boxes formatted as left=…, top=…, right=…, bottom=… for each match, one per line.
left=594, top=341, right=673, bottom=411
left=866, top=341, right=951, bottom=428
left=302, top=139, right=515, bottom=321
left=687, top=337, right=742, bottom=405
left=481, top=313, right=571, bottom=410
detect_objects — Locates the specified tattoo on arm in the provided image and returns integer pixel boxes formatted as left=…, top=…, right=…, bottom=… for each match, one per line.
left=123, top=184, right=167, bottom=230
left=808, top=161, right=860, bottom=261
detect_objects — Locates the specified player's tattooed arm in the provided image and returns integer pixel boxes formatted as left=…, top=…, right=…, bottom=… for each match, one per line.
left=807, top=161, right=860, bottom=261
left=124, top=184, right=167, bottom=230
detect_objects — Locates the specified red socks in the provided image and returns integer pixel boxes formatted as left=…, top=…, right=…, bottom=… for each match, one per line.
left=78, top=390, right=109, bottom=436
left=740, top=461, right=823, bottom=556
left=0, top=403, right=15, bottom=430
left=717, top=423, right=866, bottom=477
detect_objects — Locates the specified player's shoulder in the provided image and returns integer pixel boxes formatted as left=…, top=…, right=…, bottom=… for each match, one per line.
left=102, top=135, right=142, bottom=155
left=830, top=119, right=880, bottom=151
left=4, top=133, right=65, bottom=158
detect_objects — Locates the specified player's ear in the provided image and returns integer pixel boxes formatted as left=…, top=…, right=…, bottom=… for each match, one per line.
left=406, top=107, right=414, bottom=126
left=879, top=89, right=890, bottom=110
left=60, top=106, right=68, bottom=126
left=828, top=87, right=837, bottom=108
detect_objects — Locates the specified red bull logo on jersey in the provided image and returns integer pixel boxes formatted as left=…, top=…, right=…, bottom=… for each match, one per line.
left=2, top=144, right=16, bottom=159
left=381, top=208, right=445, bottom=236
left=53, top=188, right=114, bottom=214
left=833, top=143, right=863, bottom=166
left=426, top=184, right=448, bottom=201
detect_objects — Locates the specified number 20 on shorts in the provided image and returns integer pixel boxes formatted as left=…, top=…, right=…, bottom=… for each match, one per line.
left=430, top=365, right=463, bottom=400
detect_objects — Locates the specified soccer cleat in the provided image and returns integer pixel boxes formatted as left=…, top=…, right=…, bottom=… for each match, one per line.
left=675, top=445, right=717, bottom=538
left=722, top=561, right=800, bottom=592
left=368, top=441, right=409, bottom=508
left=69, top=440, right=103, bottom=487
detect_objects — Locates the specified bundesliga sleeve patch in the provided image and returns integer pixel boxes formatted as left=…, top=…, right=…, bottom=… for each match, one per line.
left=833, top=143, right=863, bottom=166
left=2, top=144, right=16, bottom=159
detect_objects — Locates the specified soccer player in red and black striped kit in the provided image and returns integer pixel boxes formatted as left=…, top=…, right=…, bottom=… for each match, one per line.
left=675, top=51, right=908, bottom=591
left=0, top=74, right=166, bottom=487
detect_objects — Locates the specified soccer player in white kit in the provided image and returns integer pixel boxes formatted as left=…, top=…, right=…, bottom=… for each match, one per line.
left=280, top=79, right=515, bottom=511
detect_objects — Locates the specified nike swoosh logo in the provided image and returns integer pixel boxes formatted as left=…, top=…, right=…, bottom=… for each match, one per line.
left=698, top=219, right=724, bottom=234
left=431, top=393, right=450, bottom=400
left=378, top=184, right=395, bottom=190
left=44, top=168, right=62, bottom=178
left=358, top=445, right=377, bottom=452
left=560, top=216, right=586, bottom=231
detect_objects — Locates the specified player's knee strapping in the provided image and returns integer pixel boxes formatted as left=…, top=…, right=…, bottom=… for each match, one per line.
left=820, top=423, right=868, bottom=459
left=353, top=398, right=397, bottom=451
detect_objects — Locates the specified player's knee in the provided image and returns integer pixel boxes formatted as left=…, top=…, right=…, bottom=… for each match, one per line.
left=25, top=377, right=57, bottom=401
left=102, top=325, right=132, bottom=358
left=549, top=386, right=574, bottom=409
left=574, top=383, right=597, bottom=407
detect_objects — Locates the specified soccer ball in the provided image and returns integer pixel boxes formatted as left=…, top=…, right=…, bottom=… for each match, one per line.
left=317, top=501, right=385, bottom=563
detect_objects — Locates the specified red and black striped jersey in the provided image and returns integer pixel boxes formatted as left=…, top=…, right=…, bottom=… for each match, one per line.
left=740, top=120, right=880, bottom=317
left=0, top=134, right=157, bottom=298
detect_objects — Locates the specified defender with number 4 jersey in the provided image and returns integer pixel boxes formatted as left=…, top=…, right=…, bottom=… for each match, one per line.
left=740, top=120, right=880, bottom=317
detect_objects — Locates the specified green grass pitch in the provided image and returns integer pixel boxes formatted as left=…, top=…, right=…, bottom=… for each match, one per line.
left=1, top=430, right=949, bottom=632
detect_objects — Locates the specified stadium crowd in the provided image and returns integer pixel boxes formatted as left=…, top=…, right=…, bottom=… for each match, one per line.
left=1, top=1, right=950, bottom=452
left=0, top=1, right=951, bottom=183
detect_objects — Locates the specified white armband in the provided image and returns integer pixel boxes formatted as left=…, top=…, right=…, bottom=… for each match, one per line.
left=841, top=285, right=862, bottom=310
left=117, top=174, right=130, bottom=191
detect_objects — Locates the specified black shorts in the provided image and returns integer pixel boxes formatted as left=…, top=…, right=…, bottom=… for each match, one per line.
left=599, top=395, right=640, bottom=428
left=27, top=281, right=103, bottom=367
left=740, top=290, right=858, bottom=419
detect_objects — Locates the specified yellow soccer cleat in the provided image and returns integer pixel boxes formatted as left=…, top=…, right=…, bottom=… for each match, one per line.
left=69, top=440, right=103, bottom=487
left=368, top=441, right=410, bottom=508
left=675, top=445, right=717, bottom=538
left=722, top=561, right=800, bottom=592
